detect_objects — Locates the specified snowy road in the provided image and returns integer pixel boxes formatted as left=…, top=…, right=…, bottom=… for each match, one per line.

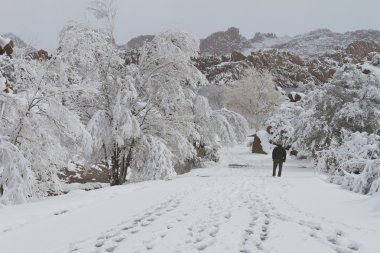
left=1, top=144, right=379, bottom=253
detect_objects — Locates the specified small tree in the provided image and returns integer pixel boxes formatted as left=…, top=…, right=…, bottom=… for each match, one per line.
left=223, top=68, right=283, bottom=129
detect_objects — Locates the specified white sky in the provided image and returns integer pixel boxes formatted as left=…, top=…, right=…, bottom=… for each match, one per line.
left=1, top=0, right=380, bottom=51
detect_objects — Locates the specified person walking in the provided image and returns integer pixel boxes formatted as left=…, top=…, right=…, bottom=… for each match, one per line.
left=272, top=140, right=286, bottom=177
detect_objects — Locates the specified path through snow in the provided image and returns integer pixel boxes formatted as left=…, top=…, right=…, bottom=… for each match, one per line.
left=0, top=143, right=379, bottom=253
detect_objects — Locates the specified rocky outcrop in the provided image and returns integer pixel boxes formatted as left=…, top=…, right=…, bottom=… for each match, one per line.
left=0, top=35, right=14, bottom=57
left=248, top=50, right=314, bottom=87
left=251, top=32, right=277, bottom=43
left=121, top=28, right=380, bottom=88
left=59, top=163, right=109, bottom=184
left=28, top=49, right=50, bottom=61
left=193, top=55, right=250, bottom=85
left=200, top=27, right=250, bottom=56
left=344, top=40, right=380, bottom=62
left=194, top=39, right=380, bottom=87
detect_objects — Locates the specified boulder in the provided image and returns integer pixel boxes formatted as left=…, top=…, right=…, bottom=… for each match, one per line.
left=252, top=134, right=267, bottom=154
left=28, top=49, right=50, bottom=61
left=231, top=51, right=246, bottom=62
left=288, top=92, right=302, bottom=102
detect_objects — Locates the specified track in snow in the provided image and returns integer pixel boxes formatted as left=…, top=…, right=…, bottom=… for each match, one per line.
left=1, top=144, right=379, bottom=253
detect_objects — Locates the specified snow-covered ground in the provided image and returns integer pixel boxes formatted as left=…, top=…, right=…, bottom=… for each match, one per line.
left=1, top=143, right=379, bottom=253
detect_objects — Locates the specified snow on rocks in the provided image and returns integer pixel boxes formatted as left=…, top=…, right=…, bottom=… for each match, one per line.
left=0, top=35, right=13, bottom=57
left=255, top=130, right=274, bottom=154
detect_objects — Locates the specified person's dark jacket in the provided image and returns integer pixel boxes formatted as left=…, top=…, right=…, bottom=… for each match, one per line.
left=272, top=145, right=286, bottom=162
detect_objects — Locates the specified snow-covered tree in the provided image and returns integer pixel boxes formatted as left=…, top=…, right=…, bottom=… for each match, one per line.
left=223, top=68, right=283, bottom=129
left=55, top=21, right=141, bottom=186
left=0, top=51, right=90, bottom=204
left=87, top=0, right=117, bottom=38
left=134, top=32, right=208, bottom=171
left=85, top=68, right=141, bottom=185
left=134, top=31, right=248, bottom=174
left=2, top=20, right=250, bottom=203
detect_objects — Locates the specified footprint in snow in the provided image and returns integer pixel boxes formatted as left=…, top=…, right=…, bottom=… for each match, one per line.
left=54, top=210, right=69, bottom=215
left=105, top=246, right=117, bottom=252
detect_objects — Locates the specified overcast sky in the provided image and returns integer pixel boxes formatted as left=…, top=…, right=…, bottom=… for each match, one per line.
left=1, top=0, right=380, bottom=51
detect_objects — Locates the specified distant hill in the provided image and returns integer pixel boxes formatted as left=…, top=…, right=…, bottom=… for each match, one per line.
left=123, top=35, right=154, bottom=50
left=197, top=28, right=380, bottom=58
left=269, top=29, right=380, bottom=58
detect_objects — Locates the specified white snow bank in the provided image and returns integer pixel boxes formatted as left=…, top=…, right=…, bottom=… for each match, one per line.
left=0, top=143, right=379, bottom=253
left=61, top=182, right=109, bottom=193
left=368, top=191, right=380, bottom=212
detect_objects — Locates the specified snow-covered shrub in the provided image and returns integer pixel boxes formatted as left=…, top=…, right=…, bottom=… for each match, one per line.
left=0, top=137, right=35, bottom=205
left=315, top=131, right=380, bottom=194
left=292, top=64, right=380, bottom=157
left=289, top=63, right=380, bottom=194
left=265, top=116, right=294, bottom=148
left=371, top=54, right=380, bottom=67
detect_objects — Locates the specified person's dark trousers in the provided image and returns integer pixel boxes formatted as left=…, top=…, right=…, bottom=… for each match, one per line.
left=272, top=159, right=283, bottom=177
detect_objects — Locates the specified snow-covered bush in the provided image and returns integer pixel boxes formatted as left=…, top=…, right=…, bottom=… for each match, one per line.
left=0, top=137, right=35, bottom=205
left=315, top=131, right=380, bottom=194
left=292, top=64, right=380, bottom=155
left=371, top=54, right=380, bottom=67
left=289, top=63, right=380, bottom=194
left=266, top=116, right=294, bottom=148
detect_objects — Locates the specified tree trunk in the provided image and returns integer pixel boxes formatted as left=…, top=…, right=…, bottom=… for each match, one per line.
left=110, top=144, right=120, bottom=186
left=110, top=139, right=135, bottom=186
left=119, top=139, right=135, bottom=185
